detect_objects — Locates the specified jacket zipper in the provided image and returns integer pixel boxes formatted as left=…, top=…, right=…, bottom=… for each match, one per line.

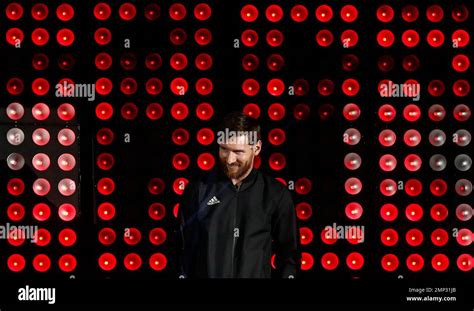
left=231, top=183, right=240, bottom=278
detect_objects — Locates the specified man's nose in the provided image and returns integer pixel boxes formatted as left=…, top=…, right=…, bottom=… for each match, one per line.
left=227, top=152, right=236, bottom=164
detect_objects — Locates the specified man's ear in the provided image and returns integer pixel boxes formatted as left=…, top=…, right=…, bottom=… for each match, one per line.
left=254, top=140, right=262, bottom=156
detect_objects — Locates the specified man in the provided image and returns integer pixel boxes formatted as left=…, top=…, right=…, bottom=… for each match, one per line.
left=178, top=111, right=298, bottom=278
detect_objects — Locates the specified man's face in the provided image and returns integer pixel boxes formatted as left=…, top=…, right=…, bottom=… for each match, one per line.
left=218, top=135, right=261, bottom=180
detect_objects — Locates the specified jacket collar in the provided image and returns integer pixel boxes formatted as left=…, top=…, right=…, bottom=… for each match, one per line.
left=214, top=167, right=258, bottom=192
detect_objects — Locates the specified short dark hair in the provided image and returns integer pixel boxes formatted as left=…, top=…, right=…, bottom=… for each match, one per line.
left=218, top=111, right=261, bottom=141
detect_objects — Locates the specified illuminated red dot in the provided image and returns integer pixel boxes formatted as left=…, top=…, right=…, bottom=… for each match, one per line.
left=98, top=228, right=116, bottom=246
left=402, top=30, right=420, bottom=47
left=124, top=228, right=141, bottom=246
left=121, top=78, right=138, bottom=95
left=340, top=5, right=358, bottom=22
left=149, top=228, right=167, bottom=246
left=377, top=30, right=395, bottom=47
left=432, top=254, right=449, bottom=272
left=404, top=154, right=422, bottom=172
left=58, top=254, right=77, bottom=272
left=98, top=202, right=116, bottom=221
left=403, top=104, right=421, bottom=122
left=148, top=178, right=165, bottom=195
left=427, top=30, right=445, bottom=47
left=406, top=229, right=424, bottom=247
left=149, top=203, right=166, bottom=220
left=267, top=54, right=285, bottom=71
left=8, top=254, right=26, bottom=272
left=380, top=204, right=398, bottom=221
left=379, top=129, right=396, bottom=147
left=295, top=178, right=312, bottom=195
left=31, top=28, right=49, bottom=46
left=59, top=228, right=77, bottom=247
left=149, top=253, right=167, bottom=271
left=243, top=103, right=260, bottom=119
left=453, top=79, right=470, bottom=97
left=170, top=28, right=187, bottom=45
left=241, top=5, right=258, bottom=22
left=379, top=154, right=397, bottom=172
left=119, top=3, right=136, bottom=21
left=32, top=78, right=50, bottom=96
left=452, top=30, right=469, bottom=47
left=172, top=128, right=189, bottom=145
left=7, top=203, right=24, bottom=221
left=173, top=178, right=189, bottom=195
left=196, top=103, right=214, bottom=120
left=381, top=254, right=399, bottom=272
left=195, top=53, right=213, bottom=71
left=196, top=128, right=214, bottom=145
left=430, top=179, right=447, bottom=196
left=342, top=79, right=360, bottom=96
left=197, top=153, right=215, bottom=171
left=6, top=3, right=24, bottom=20
left=269, top=153, right=286, bottom=170
left=32, top=203, right=50, bottom=221
left=57, top=4, right=74, bottom=21
left=315, top=30, right=333, bottom=47
left=170, top=78, right=188, bottom=95
left=57, top=29, right=75, bottom=46
left=195, top=78, right=213, bottom=95
left=315, top=5, right=333, bottom=22
left=33, top=254, right=51, bottom=272
left=96, top=78, right=113, bottom=95
left=94, top=3, right=111, bottom=20
left=300, top=252, right=314, bottom=270
left=381, top=229, right=399, bottom=247
left=346, top=252, right=364, bottom=270
left=321, top=252, right=339, bottom=270
left=242, top=79, right=260, bottom=96
left=380, top=179, right=397, bottom=196
left=431, top=229, right=449, bottom=247
left=457, top=254, right=472, bottom=272
left=241, top=29, right=258, bottom=47
left=291, top=5, right=308, bottom=22
left=97, top=178, right=115, bottom=196
left=431, top=204, right=448, bottom=222
left=94, top=28, right=112, bottom=45
left=452, top=6, right=469, bottom=22
left=124, top=253, right=142, bottom=271
left=378, top=104, right=396, bottom=122
left=403, top=129, right=421, bottom=147
left=456, top=228, right=472, bottom=246
left=99, top=253, right=117, bottom=271
left=96, top=102, right=113, bottom=120
left=402, top=5, right=419, bottom=22
left=377, top=5, right=394, bottom=22
left=341, top=30, right=358, bottom=47
left=299, top=227, right=313, bottom=245
left=406, top=254, right=424, bottom=271
left=195, top=28, right=212, bottom=46
left=405, top=203, right=423, bottom=221
left=267, top=79, right=285, bottom=96
left=194, top=4, right=211, bottom=21
left=169, top=3, right=186, bottom=21
left=345, top=177, right=362, bottom=195
left=32, top=3, right=48, bottom=20
left=145, top=53, right=162, bottom=70
left=295, top=202, right=312, bottom=220
left=452, top=54, right=470, bottom=72
left=6, top=28, right=24, bottom=46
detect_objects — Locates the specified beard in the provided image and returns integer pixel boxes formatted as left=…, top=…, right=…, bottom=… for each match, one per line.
left=219, top=157, right=253, bottom=180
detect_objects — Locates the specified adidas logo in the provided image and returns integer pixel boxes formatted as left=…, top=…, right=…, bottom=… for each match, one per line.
left=207, top=196, right=221, bottom=206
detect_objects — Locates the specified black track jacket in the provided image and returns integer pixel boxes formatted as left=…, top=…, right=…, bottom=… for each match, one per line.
left=179, top=168, right=298, bottom=278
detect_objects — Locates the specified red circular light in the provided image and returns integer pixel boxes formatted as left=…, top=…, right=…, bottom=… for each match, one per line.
left=243, top=103, right=260, bottom=119
left=299, top=227, right=313, bottom=245
left=97, top=178, right=115, bottom=196
left=59, top=228, right=77, bottom=247
left=8, top=178, right=25, bottom=196
left=121, top=103, right=138, bottom=120
left=379, top=129, right=396, bottom=147
left=170, top=28, right=187, bottom=45
left=381, top=254, right=399, bottom=272
left=295, top=178, right=312, bottom=195
left=8, top=254, right=26, bottom=272
left=266, top=5, right=283, bottom=22
left=346, top=252, right=364, bottom=270
left=7, top=203, right=25, bottom=221
left=452, top=6, right=469, bottom=22
left=169, top=3, right=186, bottom=21
left=452, top=54, right=470, bottom=72
left=378, top=104, right=396, bottom=122
left=31, top=28, right=49, bottom=46
left=342, top=79, right=360, bottom=96
left=428, top=80, right=445, bottom=97
left=32, top=153, right=50, bottom=171
left=291, top=5, right=308, bottom=22
left=57, top=103, right=75, bottom=121
left=6, top=3, right=24, bottom=20
left=96, top=78, right=113, bottom=95
left=267, top=54, right=285, bottom=71
left=149, top=228, right=167, bottom=246
left=173, top=178, right=189, bottom=195
left=321, top=253, right=339, bottom=270
left=430, top=179, right=448, bottom=196
left=170, top=78, right=188, bottom=95
left=457, top=254, right=472, bottom=272
left=196, top=103, right=214, bottom=120
left=32, top=3, right=48, bottom=20
left=431, top=204, right=448, bottom=222
left=452, top=30, right=469, bottom=48
left=119, top=3, right=136, bottom=21
left=33, top=254, right=51, bottom=272
left=97, top=153, right=115, bottom=171
left=404, top=154, right=422, bottom=172
left=315, top=5, right=333, bottom=22
left=94, top=28, right=112, bottom=45
left=403, top=129, right=421, bottom=147
left=57, top=4, right=74, bottom=21
left=268, top=128, right=286, bottom=146
left=124, top=228, right=142, bottom=246
left=57, top=29, right=75, bottom=46
left=98, top=228, right=116, bottom=245
left=147, top=103, right=164, bottom=120
left=170, top=53, right=188, bottom=71
left=197, top=153, right=215, bottom=170
left=380, top=204, right=398, bottom=221
left=58, top=128, right=76, bottom=146
left=148, top=178, right=165, bottom=195
left=267, top=79, right=285, bottom=96
left=428, top=104, right=446, bottom=122
left=379, top=154, right=397, bottom=172
left=241, top=5, right=258, bottom=22
left=432, top=254, right=449, bottom=271
left=195, top=53, right=212, bottom=71
left=32, top=203, right=50, bottom=221
left=431, top=229, right=449, bottom=247
left=268, top=103, right=285, bottom=121
left=120, top=53, right=137, bottom=70
left=403, top=104, right=421, bottom=122
left=145, top=4, right=161, bottom=21
left=345, top=177, right=362, bottom=195
left=96, top=102, right=113, bottom=120
left=171, top=102, right=189, bottom=120
left=406, top=229, right=424, bottom=246
left=32, top=53, right=49, bottom=70
left=344, top=153, right=362, bottom=170
left=58, top=254, right=77, bottom=272
left=405, top=203, right=423, bottom=221
left=315, top=30, right=333, bottom=47
left=6, top=77, right=24, bottom=95
left=321, top=228, right=337, bottom=245
left=377, top=5, right=394, bottom=22
left=57, top=153, right=76, bottom=172
left=406, top=254, right=424, bottom=271
left=380, top=179, right=397, bottom=196
left=300, top=253, right=314, bottom=271
left=402, top=5, right=419, bottom=22
left=293, top=79, right=309, bottom=95
left=94, top=3, right=111, bottom=20
left=149, top=253, right=167, bottom=271
left=453, top=79, right=470, bottom=97
left=405, top=179, right=422, bottom=196
left=99, top=253, right=117, bottom=271
left=172, top=128, right=189, bottom=145
left=341, top=5, right=358, bottom=22
left=318, top=79, right=334, bottom=96
left=402, top=55, right=420, bottom=72
left=34, top=228, right=52, bottom=246
left=120, top=78, right=138, bottom=95
left=149, top=203, right=166, bottom=221
left=145, top=53, right=162, bottom=70
left=96, top=128, right=114, bottom=146
left=195, top=28, right=212, bottom=46
left=195, top=78, right=213, bottom=95
left=194, top=4, right=211, bottom=21
left=32, top=178, right=51, bottom=196
left=269, top=153, right=286, bottom=170
left=345, top=202, right=363, bottom=220
left=196, top=128, right=214, bottom=145
left=98, top=202, right=116, bottom=221
left=32, top=78, right=50, bottom=96
left=124, top=253, right=142, bottom=271
left=295, top=202, right=312, bottom=220
left=241, top=29, right=258, bottom=47
left=242, top=79, right=260, bottom=96
left=6, top=28, right=24, bottom=46
left=381, top=228, right=399, bottom=246
left=427, top=30, right=445, bottom=47
left=377, top=30, right=395, bottom=47
left=172, top=153, right=190, bottom=170
left=341, top=30, right=358, bottom=47
left=32, top=103, right=50, bottom=121
left=402, top=30, right=420, bottom=47
left=58, top=203, right=76, bottom=221
left=456, top=228, right=472, bottom=246
left=427, top=5, right=444, bottom=22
